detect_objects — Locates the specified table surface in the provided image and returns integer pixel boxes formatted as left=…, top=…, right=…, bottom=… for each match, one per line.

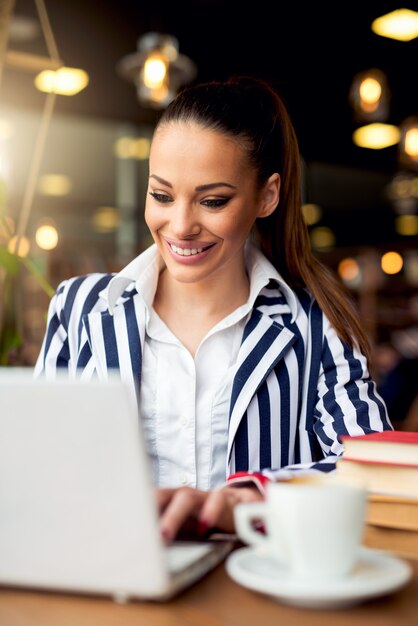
left=0, top=555, right=417, bottom=626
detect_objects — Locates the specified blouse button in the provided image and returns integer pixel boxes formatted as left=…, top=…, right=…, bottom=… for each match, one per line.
left=179, top=415, right=188, bottom=427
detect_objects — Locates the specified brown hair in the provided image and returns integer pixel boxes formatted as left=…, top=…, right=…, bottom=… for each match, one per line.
left=157, top=76, right=371, bottom=360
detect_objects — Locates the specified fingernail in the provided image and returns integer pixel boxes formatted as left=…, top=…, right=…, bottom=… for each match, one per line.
left=161, top=527, right=171, bottom=543
left=254, top=521, right=266, bottom=534
left=197, top=519, right=209, bottom=537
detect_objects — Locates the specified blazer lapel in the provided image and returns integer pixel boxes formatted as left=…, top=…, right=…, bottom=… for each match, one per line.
left=227, top=308, right=296, bottom=461
left=82, top=294, right=146, bottom=391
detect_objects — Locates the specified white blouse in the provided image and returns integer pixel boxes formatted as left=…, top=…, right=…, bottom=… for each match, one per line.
left=133, top=244, right=280, bottom=489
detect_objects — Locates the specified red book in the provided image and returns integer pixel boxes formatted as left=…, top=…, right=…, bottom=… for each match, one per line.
left=341, top=430, right=418, bottom=466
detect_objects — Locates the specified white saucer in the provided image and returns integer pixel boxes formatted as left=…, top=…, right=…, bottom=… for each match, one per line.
left=225, top=546, right=412, bottom=609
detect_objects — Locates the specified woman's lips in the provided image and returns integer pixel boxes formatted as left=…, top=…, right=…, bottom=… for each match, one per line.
left=163, top=237, right=215, bottom=250
left=163, top=238, right=216, bottom=263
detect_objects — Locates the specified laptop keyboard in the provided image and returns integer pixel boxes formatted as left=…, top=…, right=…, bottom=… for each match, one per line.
left=166, top=542, right=214, bottom=573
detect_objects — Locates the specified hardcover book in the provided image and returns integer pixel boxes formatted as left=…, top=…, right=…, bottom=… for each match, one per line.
left=363, top=524, right=418, bottom=560
left=366, top=494, right=418, bottom=532
left=337, top=430, right=418, bottom=498
left=341, top=430, right=418, bottom=466
left=336, top=457, right=418, bottom=498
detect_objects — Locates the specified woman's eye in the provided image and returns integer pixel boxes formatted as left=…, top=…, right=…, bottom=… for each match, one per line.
left=202, top=198, right=229, bottom=208
left=149, top=191, right=172, bottom=204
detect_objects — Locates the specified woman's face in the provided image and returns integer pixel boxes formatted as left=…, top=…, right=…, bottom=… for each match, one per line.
left=145, top=121, right=279, bottom=286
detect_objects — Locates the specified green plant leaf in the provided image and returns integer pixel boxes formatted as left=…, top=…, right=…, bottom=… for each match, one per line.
left=20, top=256, right=54, bottom=298
left=0, top=247, right=19, bottom=274
left=0, top=325, right=22, bottom=366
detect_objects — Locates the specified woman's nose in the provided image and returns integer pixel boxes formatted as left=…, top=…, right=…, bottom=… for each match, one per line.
left=170, top=203, right=200, bottom=238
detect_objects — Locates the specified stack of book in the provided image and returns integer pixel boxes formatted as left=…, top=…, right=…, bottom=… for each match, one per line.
left=337, top=430, right=418, bottom=560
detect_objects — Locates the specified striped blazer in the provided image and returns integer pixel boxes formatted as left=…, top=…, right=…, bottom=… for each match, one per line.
left=35, top=248, right=392, bottom=481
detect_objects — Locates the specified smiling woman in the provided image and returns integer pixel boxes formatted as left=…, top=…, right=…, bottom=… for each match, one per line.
left=35, top=76, right=392, bottom=543
left=145, top=121, right=279, bottom=351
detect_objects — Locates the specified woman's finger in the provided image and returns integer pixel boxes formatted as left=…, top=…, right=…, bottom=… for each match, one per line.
left=198, top=489, right=235, bottom=533
left=159, top=487, right=206, bottom=542
left=156, top=487, right=176, bottom=513
left=200, top=486, right=264, bottom=533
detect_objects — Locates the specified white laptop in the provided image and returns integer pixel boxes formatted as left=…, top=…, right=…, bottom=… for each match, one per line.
left=0, top=368, right=233, bottom=601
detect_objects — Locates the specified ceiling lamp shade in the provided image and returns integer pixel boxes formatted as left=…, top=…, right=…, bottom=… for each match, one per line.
left=352, top=123, right=401, bottom=150
left=117, top=32, right=197, bottom=109
left=34, top=67, right=89, bottom=95
left=371, top=8, right=418, bottom=42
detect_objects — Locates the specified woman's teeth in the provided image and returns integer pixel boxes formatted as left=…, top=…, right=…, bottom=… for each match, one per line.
left=170, top=244, right=205, bottom=256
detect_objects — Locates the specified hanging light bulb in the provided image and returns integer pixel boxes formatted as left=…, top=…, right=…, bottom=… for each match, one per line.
left=142, top=51, right=168, bottom=89
left=117, top=32, right=197, bottom=109
left=399, top=116, right=418, bottom=169
left=359, top=77, right=382, bottom=113
left=349, top=68, right=390, bottom=123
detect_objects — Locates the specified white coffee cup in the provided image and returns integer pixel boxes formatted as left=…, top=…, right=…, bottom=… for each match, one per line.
left=234, top=477, right=367, bottom=582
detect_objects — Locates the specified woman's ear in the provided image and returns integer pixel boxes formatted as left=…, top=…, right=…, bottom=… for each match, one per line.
left=257, top=173, right=281, bottom=218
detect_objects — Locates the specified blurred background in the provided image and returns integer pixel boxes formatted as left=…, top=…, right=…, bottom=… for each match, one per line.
left=0, top=0, right=417, bottom=424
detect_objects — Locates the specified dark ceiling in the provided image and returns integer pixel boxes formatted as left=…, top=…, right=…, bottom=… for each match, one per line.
left=3, top=0, right=418, bottom=248
left=7, top=0, right=417, bottom=167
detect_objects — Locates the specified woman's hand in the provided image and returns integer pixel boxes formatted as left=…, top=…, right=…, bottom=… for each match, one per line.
left=157, top=484, right=264, bottom=542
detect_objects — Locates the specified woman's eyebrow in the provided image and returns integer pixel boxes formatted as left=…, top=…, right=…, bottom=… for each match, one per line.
left=149, top=175, right=237, bottom=192
left=149, top=174, right=173, bottom=187
left=194, top=182, right=237, bottom=191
